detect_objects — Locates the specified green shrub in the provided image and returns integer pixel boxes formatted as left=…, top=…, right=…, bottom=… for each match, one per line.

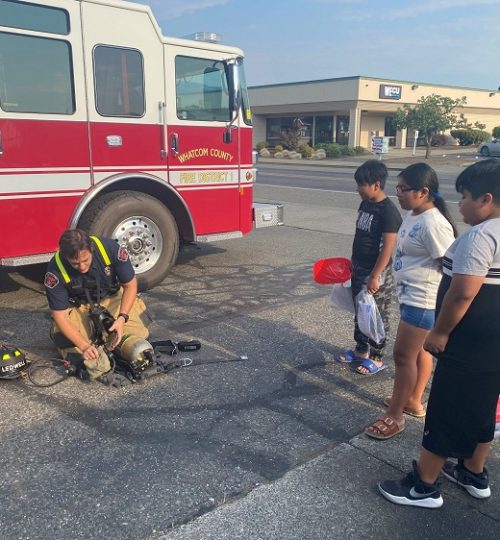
left=450, top=130, right=467, bottom=145
left=450, top=129, right=490, bottom=146
left=492, top=126, right=500, bottom=138
left=274, top=144, right=284, bottom=152
left=323, top=143, right=342, bottom=158
left=340, top=145, right=356, bottom=156
left=313, top=143, right=365, bottom=158
left=280, top=131, right=300, bottom=151
left=298, top=143, right=315, bottom=158
left=474, top=130, right=490, bottom=144
left=256, top=141, right=268, bottom=151
left=431, top=134, right=448, bottom=146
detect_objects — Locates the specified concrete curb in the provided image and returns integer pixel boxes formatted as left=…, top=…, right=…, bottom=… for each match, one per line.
left=256, top=154, right=480, bottom=173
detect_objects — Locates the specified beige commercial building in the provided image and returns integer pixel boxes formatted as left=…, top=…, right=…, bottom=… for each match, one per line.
left=249, top=76, right=500, bottom=149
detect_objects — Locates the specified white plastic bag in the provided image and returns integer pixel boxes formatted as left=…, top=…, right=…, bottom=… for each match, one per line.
left=355, top=289, right=385, bottom=343
left=330, top=280, right=355, bottom=313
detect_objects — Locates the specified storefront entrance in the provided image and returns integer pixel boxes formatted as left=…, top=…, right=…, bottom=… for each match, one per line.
left=335, top=115, right=349, bottom=145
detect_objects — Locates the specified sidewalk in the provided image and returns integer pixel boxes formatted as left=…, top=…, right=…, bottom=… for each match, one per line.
left=258, top=146, right=481, bottom=176
left=159, top=424, right=500, bottom=540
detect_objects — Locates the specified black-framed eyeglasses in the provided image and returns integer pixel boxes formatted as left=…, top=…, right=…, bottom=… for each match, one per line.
left=396, top=185, right=418, bottom=194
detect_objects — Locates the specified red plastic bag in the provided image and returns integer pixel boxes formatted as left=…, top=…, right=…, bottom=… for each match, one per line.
left=313, top=257, right=352, bottom=285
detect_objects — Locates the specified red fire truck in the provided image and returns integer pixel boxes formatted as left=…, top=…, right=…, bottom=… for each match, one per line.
left=0, top=0, right=280, bottom=288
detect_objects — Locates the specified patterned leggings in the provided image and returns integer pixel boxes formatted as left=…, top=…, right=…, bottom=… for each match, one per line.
left=350, top=264, right=394, bottom=361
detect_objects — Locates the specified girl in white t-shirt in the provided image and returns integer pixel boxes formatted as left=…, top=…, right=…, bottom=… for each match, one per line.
left=365, top=163, right=456, bottom=440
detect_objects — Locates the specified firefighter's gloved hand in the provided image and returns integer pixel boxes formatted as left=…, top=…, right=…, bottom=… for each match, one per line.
left=96, top=371, right=132, bottom=388
left=65, top=353, right=89, bottom=380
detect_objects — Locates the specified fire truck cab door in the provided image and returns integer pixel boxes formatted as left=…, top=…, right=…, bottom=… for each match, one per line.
left=81, top=2, right=167, bottom=185
left=0, top=0, right=89, bottom=259
left=164, top=47, right=241, bottom=234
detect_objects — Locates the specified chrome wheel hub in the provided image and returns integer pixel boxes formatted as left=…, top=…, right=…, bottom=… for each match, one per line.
left=111, top=216, right=163, bottom=274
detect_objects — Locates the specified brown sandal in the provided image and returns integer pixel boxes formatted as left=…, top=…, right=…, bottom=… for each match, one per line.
left=383, top=396, right=426, bottom=418
left=365, top=415, right=405, bottom=440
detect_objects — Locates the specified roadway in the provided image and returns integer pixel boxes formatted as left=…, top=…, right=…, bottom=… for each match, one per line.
left=256, top=163, right=462, bottom=203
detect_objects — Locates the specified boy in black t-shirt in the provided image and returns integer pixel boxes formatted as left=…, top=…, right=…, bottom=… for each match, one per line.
left=337, top=160, right=402, bottom=374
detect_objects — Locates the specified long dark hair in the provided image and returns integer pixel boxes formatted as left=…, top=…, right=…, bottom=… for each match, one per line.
left=398, top=163, right=457, bottom=237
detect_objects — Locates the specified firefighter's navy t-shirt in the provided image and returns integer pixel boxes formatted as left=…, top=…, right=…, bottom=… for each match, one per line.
left=44, top=237, right=135, bottom=311
left=351, top=197, right=402, bottom=269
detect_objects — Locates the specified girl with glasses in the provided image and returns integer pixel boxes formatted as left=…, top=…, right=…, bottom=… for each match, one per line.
left=365, top=163, right=456, bottom=440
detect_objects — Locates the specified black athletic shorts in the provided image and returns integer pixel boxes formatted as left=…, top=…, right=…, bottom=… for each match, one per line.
left=422, top=360, right=500, bottom=459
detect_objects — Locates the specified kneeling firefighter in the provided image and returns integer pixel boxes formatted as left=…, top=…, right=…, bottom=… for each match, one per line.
left=44, top=229, right=152, bottom=387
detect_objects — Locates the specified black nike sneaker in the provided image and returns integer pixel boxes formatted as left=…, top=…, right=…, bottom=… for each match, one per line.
left=442, top=460, right=491, bottom=499
left=378, top=460, right=443, bottom=509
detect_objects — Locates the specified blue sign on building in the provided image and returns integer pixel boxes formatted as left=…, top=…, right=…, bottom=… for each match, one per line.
left=379, top=84, right=402, bottom=100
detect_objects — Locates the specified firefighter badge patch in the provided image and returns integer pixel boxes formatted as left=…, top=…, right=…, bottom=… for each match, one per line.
left=118, top=247, right=129, bottom=262
left=44, top=272, right=59, bottom=289
left=104, top=266, right=112, bottom=276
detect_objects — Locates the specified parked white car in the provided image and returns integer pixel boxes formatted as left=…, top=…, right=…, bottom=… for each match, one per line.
left=478, top=138, right=500, bottom=156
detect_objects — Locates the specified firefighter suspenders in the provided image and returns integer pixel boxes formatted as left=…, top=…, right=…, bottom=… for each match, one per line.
left=54, top=236, right=112, bottom=285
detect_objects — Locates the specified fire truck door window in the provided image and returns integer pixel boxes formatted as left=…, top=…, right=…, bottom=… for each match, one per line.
left=0, top=0, right=69, bottom=35
left=238, top=60, right=252, bottom=126
left=93, top=45, right=145, bottom=118
left=175, top=56, right=230, bottom=122
left=0, top=32, right=74, bottom=114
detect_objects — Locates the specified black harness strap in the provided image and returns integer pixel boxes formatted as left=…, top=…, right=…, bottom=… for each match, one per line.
left=150, top=340, right=201, bottom=355
left=150, top=340, right=246, bottom=371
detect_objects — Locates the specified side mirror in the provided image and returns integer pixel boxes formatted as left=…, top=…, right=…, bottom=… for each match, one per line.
left=226, top=60, right=241, bottom=114
left=223, top=124, right=237, bottom=144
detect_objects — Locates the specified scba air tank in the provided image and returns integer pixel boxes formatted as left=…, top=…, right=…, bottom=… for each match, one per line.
left=117, top=335, right=154, bottom=371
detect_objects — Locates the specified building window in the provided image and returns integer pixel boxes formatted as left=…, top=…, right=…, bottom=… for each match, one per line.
left=266, top=116, right=312, bottom=147
left=0, top=32, right=74, bottom=114
left=314, top=116, right=333, bottom=145
left=336, top=115, right=349, bottom=145
left=266, top=117, right=290, bottom=146
left=406, top=129, right=426, bottom=147
left=384, top=116, right=397, bottom=147
left=94, top=45, right=145, bottom=117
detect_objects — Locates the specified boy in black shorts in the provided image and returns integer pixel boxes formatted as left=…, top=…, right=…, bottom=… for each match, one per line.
left=378, top=159, right=500, bottom=508
left=337, top=160, right=402, bottom=375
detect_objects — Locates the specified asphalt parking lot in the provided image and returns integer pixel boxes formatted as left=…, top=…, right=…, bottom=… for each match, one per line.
left=1, top=177, right=499, bottom=540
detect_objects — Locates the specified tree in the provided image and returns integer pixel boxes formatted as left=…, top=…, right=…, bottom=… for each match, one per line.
left=460, top=119, right=486, bottom=131
left=392, top=94, right=468, bottom=158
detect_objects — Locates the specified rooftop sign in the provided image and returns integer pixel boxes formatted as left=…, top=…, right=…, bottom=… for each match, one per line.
left=379, top=84, right=402, bottom=100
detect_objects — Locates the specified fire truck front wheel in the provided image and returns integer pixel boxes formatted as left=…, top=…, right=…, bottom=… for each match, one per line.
left=79, top=191, right=179, bottom=290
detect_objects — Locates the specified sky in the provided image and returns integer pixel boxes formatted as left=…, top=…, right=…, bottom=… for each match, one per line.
left=135, top=0, right=500, bottom=91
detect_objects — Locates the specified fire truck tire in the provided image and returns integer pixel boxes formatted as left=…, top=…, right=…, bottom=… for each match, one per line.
left=79, top=191, right=179, bottom=290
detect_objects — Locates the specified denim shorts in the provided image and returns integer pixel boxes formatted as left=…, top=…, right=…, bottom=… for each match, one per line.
left=400, top=304, right=435, bottom=330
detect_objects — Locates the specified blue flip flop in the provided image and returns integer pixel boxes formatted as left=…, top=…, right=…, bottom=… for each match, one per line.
left=336, top=349, right=365, bottom=364
left=355, top=358, right=387, bottom=375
